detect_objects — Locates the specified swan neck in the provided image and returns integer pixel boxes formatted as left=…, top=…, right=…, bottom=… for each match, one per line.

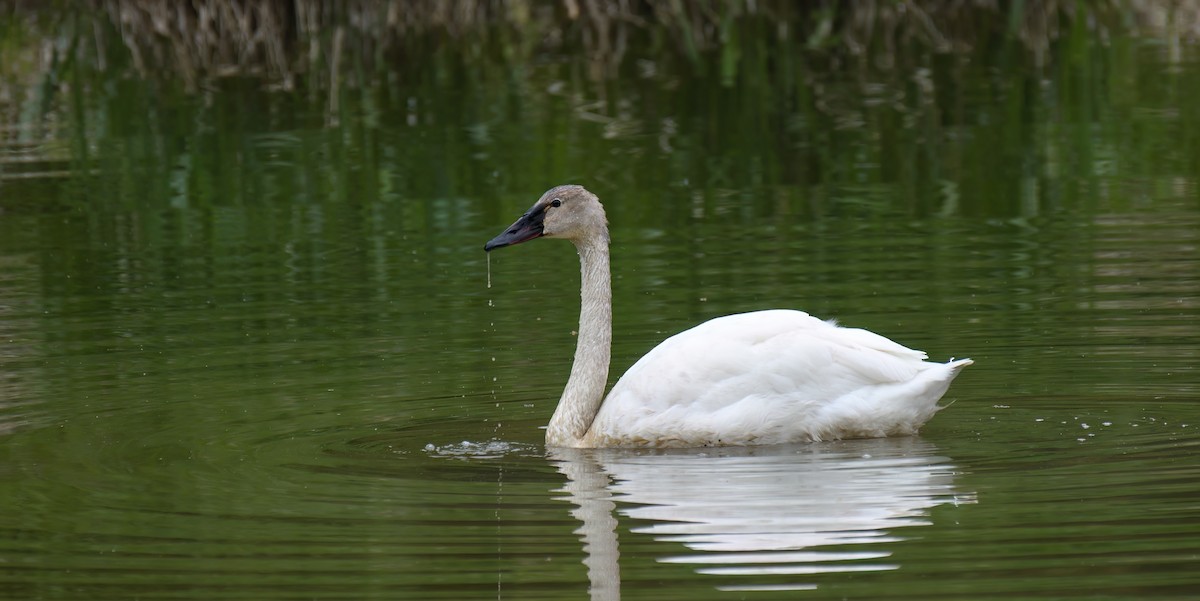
left=547, top=235, right=612, bottom=447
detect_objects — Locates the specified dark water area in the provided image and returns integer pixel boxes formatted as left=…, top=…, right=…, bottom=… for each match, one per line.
left=1, top=3, right=1199, bottom=599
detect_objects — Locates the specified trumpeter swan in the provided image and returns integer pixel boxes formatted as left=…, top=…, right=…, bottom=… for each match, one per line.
left=485, top=185, right=972, bottom=448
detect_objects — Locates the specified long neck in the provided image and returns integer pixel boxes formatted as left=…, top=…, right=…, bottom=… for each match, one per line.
left=546, top=234, right=612, bottom=447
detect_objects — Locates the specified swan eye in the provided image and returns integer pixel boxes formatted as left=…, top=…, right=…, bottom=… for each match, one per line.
left=550, top=198, right=562, bottom=208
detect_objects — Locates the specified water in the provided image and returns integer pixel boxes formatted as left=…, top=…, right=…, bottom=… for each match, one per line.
left=2, top=6, right=1200, bottom=599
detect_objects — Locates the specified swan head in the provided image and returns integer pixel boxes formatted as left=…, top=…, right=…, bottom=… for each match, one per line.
left=484, top=185, right=608, bottom=251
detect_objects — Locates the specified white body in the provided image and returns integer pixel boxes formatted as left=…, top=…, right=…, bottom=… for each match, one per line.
left=585, top=309, right=971, bottom=447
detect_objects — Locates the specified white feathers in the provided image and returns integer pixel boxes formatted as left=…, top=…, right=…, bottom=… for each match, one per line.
left=488, top=186, right=972, bottom=449
left=585, top=310, right=971, bottom=447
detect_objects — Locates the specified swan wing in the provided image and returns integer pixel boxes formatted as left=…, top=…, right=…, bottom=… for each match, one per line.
left=586, top=309, right=969, bottom=447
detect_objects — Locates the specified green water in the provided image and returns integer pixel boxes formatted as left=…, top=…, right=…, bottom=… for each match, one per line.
left=2, top=7, right=1200, bottom=600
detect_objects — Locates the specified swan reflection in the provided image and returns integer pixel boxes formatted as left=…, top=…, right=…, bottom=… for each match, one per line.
left=550, top=438, right=974, bottom=597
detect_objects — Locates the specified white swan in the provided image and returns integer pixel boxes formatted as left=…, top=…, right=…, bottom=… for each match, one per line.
left=485, top=185, right=972, bottom=448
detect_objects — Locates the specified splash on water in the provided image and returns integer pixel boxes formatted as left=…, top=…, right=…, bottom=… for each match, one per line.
left=424, top=439, right=540, bottom=460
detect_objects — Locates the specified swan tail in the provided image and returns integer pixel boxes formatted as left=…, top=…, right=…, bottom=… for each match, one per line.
left=928, top=357, right=973, bottom=393
left=946, top=357, right=974, bottom=371
left=810, top=357, right=973, bottom=441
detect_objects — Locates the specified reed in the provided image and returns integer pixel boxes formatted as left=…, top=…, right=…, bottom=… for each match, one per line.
left=2, top=0, right=1196, bottom=91
left=2, top=0, right=1198, bottom=207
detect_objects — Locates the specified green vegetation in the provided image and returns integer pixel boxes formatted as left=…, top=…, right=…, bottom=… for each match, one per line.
left=1, top=0, right=1197, bottom=221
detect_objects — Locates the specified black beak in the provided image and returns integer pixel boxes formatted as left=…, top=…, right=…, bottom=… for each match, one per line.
left=484, top=203, right=547, bottom=251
